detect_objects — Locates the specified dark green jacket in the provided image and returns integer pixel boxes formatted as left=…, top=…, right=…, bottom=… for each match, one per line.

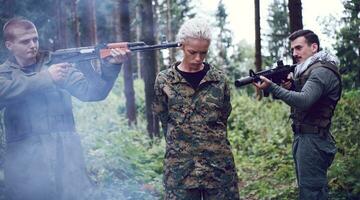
left=0, top=52, right=121, bottom=200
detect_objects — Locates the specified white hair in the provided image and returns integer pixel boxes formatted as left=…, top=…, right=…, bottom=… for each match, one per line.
left=176, top=18, right=212, bottom=43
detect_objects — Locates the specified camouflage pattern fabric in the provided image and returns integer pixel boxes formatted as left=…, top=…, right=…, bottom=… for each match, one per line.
left=165, top=182, right=239, bottom=200
left=153, top=62, right=239, bottom=193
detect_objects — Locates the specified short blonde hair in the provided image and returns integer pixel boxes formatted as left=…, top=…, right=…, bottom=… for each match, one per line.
left=3, top=17, right=36, bottom=42
left=176, top=18, right=212, bottom=44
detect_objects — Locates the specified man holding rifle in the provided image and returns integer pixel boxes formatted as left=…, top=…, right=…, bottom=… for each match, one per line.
left=0, top=17, right=130, bottom=200
left=254, top=29, right=342, bottom=199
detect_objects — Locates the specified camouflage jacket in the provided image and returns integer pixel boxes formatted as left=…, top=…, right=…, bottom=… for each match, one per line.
left=153, top=62, right=238, bottom=189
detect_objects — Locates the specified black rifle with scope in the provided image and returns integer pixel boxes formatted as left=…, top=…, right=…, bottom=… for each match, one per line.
left=234, top=60, right=296, bottom=88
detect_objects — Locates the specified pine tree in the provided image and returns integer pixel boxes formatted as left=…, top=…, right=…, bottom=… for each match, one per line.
left=335, top=0, right=360, bottom=89
left=266, top=0, right=290, bottom=65
left=215, top=0, right=232, bottom=68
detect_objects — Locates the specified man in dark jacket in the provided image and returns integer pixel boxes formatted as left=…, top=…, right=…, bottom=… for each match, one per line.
left=254, top=29, right=342, bottom=199
left=0, top=17, right=130, bottom=200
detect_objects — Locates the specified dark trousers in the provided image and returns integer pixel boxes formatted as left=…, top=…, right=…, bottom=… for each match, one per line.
left=293, top=133, right=336, bottom=200
left=165, top=183, right=239, bottom=200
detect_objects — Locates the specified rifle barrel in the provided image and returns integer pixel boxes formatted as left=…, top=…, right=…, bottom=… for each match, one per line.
left=234, top=76, right=255, bottom=87
left=129, top=42, right=181, bottom=52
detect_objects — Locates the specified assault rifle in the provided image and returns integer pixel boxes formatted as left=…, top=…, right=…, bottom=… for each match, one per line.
left=234, top=60, right=296, bottom=87
left=47, top=41, right=181, bottom=65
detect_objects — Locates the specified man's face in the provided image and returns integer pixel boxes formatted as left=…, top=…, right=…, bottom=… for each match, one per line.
left=290, top=36, right=318, bottom=64
left=5, top=27, right=39, bottom=66
left=181, top=38, right=210, bottom=70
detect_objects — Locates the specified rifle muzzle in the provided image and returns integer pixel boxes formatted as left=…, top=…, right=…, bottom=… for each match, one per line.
left=234, top=76, right=255, bottom=87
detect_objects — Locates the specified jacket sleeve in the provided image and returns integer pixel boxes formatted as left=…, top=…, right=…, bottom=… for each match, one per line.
left=220, top=79, right=232, bottom=123
left=268, top=67, right=339, bottom=110
left=63, top=61, right=122, bottom=102
left=0, top=66, right=55, bottom=106
left=152, top=73, right=169, bottom=135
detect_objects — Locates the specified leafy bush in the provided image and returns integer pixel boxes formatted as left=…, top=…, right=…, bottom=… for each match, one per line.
left=228, top=90, right=297, bottom=199
left=328, top=90, right=360, bottom=199
left=73, top=80, right=165, bottom=200
left=2, top=77, right=358, bottom=200
left=228, top=89, right=360, bottom=199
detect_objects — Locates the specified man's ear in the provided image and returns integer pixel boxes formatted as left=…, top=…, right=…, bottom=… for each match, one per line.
left=5, top=41, right=12, bottom=51
left=311, top=43, right=318, bottom=53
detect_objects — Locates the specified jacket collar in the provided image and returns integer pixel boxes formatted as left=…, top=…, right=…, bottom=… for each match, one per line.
left=5, top=56, right=21, bottom=69
left=168, top=61, right=222, bottom=84
left=3, top=52, right=48, bottom=70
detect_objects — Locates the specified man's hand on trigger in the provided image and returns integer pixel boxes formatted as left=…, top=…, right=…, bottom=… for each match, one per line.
left=106, top=48, right=131, bottom=64
left=281, top=73, right=293, bottom=90
left=48, top=63, right=71, bottom=83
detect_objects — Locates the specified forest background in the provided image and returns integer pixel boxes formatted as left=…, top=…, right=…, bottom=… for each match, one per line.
left=0, top=0, right=359, bottom=199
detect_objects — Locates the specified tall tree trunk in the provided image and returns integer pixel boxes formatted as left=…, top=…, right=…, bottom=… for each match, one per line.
left=70, top=0, right=81, bottom=47
left=140, top=0, right=160, bottom=138
left=254, top=0, right=263, bottom=99
left=118, top=0, right=137, bottom=125
left=288, top=0, right=303, bottom=33
left=153, top=0, right=162, bottom=74
left=82, top=0, right=97, bottom=46
left=135, top=4, right=143, bottom=78
left=55, top=0, right=67, bottom=49
left=166, top=0, right=176, bottom=63
left=81, top=0, right=99, bottom=71
left=288, top=0, right=303, bottom=64
left=254, top=0, right=262, bottom=72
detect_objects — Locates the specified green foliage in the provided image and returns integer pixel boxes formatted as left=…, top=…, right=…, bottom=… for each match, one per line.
left=228, top=91, right=297, bottom=199
left=1, top=1, right=360, bottom=199
left=264, top=0, right=291, bottom=65
left=335, top=0, right=360, bottom=89
left=228, top=40, right=255, bottom=84
left=74, top=75, right=165, bottom=199
left=214, top=0, right=233, bottom=67
left=73, top=86, right=165, bottom=199
left=113, top=77, right=146, bottom=118
left=227, top=89, right=360, bottom=199
left=0, top=0, right=57, bottom=61
left=328, top=90, right=360, bottom=199
left=156, top=0, right=195, bottom=41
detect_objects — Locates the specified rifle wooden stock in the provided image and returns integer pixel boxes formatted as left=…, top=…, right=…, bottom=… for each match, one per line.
left=99, top=42, right=145, bottom=58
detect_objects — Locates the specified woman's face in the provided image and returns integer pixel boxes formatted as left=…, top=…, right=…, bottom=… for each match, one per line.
left=181, top=38, right=210, bottom=71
